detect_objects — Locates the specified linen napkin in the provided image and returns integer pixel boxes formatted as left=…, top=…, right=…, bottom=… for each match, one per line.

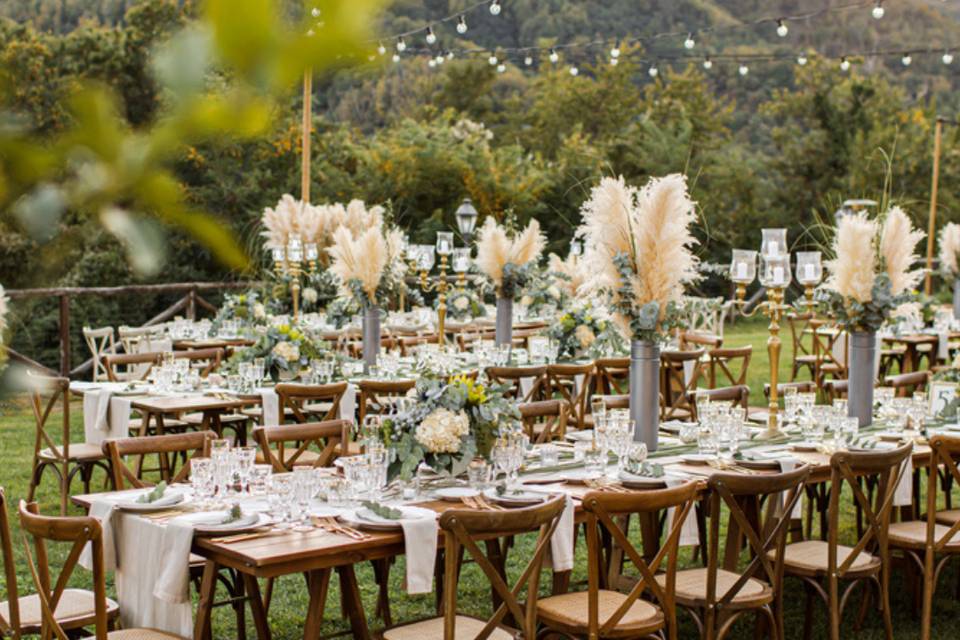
left=894, top=457, right=914, bottom=507
left=400, top=514, right=439, bottom=594
left=80, top=499, right=119, bottom=571
left=340, top=383, right=358, bottom=421
left=666, top=476, right=699, bottom=547
left=939, top=332, right=950, bottom=361
left=777, top=457, right=805, bottom=520
left=260, top=389, right=280, bottom=426
left=549, top=494, right=575, bottom=572
left=153, top=521, right=197, bottom=604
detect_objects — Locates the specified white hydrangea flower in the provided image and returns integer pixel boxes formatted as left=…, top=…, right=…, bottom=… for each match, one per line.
left=272, top=341, right=300, bottom=362
left=302, top=287, right=318, bottom=304
left=416, top=408, right=470, bottom=453
left=253, top=303, right=266, bottom=319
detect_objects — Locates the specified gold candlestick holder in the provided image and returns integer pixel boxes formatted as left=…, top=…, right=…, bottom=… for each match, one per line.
left=419, top=255, right=449, bottom=345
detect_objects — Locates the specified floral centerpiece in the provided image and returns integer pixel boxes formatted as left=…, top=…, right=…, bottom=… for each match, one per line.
left=548, top=302, right=625, bottom=360
left=440, top=287, right=486, bottom=321
left=519, top=265, right=566, bottom=318
left=214, top=291, right=267, bottom=329
left=577, top=174, right=701, bottom=449
left=939, top=222, right=960, bottom=317
left=230, top=323, right=325, bottom=382
left=381, top=375, right=519, bottom=480
left=818, top=206, right=924, bottom=425
left=475, top=217, right=546, bottom=345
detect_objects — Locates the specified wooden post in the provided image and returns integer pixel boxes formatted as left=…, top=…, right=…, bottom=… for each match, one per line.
left=926, top=117, right=944, bottom=295
left=59, top=294, right=70, bottom=377
left=301, top=68, right=313, bottom=203
left=186, top=288, right=197, bottom=321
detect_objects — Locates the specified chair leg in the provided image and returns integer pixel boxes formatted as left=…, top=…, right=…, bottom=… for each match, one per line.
left=880, top=565, right=894, bottom=640
left=801, top=581, right=815, bottom=640
left=27, top=459, right=44, bottom=502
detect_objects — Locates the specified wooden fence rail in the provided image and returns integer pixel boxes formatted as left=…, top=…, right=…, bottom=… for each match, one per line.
left=3, top=281, right=259, bottom=378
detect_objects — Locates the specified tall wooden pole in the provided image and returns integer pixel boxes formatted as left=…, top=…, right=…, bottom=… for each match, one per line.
left=925, top=117, right=944, bottom=295
left=301, top=68, right=313, bottom=203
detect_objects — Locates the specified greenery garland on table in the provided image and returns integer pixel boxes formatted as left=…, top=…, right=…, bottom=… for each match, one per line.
left=380, top=374, right=519, bottom=481
left=229, top=324, right=325, bottom=381
left=547, top=303, right=626, bottom=359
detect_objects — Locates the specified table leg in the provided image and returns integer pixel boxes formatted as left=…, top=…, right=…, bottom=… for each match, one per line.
left=335, top=565, right=370, bottom=640
left=904, top=346, right=917, bottom=374
left=193, top=560, right=218, bottom=640
left=242, top=574, right=272, bottom=640
left=134, top=411, right=154, bottom=478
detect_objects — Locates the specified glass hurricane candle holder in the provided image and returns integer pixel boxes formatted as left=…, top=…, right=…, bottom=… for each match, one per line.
left=730, top=249, right=757, bottom=284
left=761, top=228, right=787, bottom=258
left=418, top=245, right=436, bottom=271
left=759, top=253, right=791, bottom=289
left=435, top=231, right=454, bottom=256
left=452, top=247, right=471, bottom=273
left=286, top=237, right=303, bottom=264
left=795, top=251, right=823, bottom=285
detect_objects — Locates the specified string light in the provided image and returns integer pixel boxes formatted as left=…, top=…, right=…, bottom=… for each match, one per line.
left=610, top=56, right=619, bottom=66
left=436, top=54, right=445, bottom=65
left=797, top=53, right=808, bottom=65
left=739, top=63, right=749, bottom=76
left=569, top=65, right=579, bottom=76
left=428, top=58, right=436, bottom=68
left=684, top=33, right=695, bottom=49
left=703, top=56, right=713, bottom=70
left=840, top=56, right=850, bottom=71
left=497, top=62, right=506, bottom=72
left=489, top=0, right=501, bottom=16
left=549, top=48, right=559, bottom=63
left=396, top=37, right=406, bottom=52
left=611, top=42, right=621, bottom=58
left=872, top=1, right=884, bottom=19
left=447, top=50, right=455, bottom=60
left=524, top=55, right=533, bottom=66
left=456, top=15, right=468, bottom=34
left=776, top=19, right=788, bottom=37
left=425, top=26, right=436, bottom=44
left=648, top=63, right=659, bottom=77
left=944, top=51, right=954, bottom=65
left=392, top=53, right=400, bottom=63
left=488, top=54, right=498, bottom=65
left=306, top=28, right=315, bottom=37
left=901, top=53, right=912, bottom=66
left=377, top=41, right=386, bottom=55
left=310, top=7, right=321, bottom=18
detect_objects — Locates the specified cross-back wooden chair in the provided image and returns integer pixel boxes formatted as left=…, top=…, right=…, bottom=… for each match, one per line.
left=823, top=379, right=849, bottom=403
left=172, top=348, right=224, bottom=378
left=275, top=381, right=349, bottom=425
left=252, top=420, right=353, bottom=471
left=785, top=312, right=817, bottom=381
left=103, top=431, right=216, bottom=490
left=102, top=352, right=160, bottom=382
left=672, top=466, right=810, bottom=640
left=594, top=394, right=629, bottom=411
left=593, top=357, right=629, bottom=396
left=382, top=497, right=565, bottom=640
left=660, top=350, right=704, bottom=421
left=17, top=500, right=181, bottom=640
left=485, top=365, right=547, bottom=403
left=26, top=373, right=111, bottom=515
left=679, top=330, right=723, bottom=352
left=82, top=326, right=116, bottom=383
left=357, top=379, right=416, bottom=424
left=889, top=434, right=960, bottom=640
left=775, top=443, right=912, bottom=640
left=687, top=385, right=750, bottom=422
left=884, top=370, right=930, bottom=398
left=545, top=362, right=594, bottom=429
left=397, top=334, right=440, bottom=356
left=519, top=400, right=568, bottom=444
left=117, top=325, right=164, bottom=355
left=810, top=321, right=847, bottom=388
left=537, top=482, right=699, bottom=640
left=704, top=346, right=752, bottom=390
left=2, top=488, right=120, bottom=639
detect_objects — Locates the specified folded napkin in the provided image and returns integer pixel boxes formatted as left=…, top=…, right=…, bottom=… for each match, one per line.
left=260, top=389, right=280, bottom=426
left=550, top=495, right=575, bottom=572
left=153, top=520, right=196, bottom=604
left=777, top=457, right=805, bottom=520
left=400, top=514, right=439, bottom=594
left=83, top=392, right=133, bottom=445
left=80, top=499, right=119, bottom=572
left=939, top=332, right=950, bottom=361
left=666, top=476, right=699, bottom=547
left=894, top=457, right=914, bottom=507
left=340, top=383, right=357, bottom=421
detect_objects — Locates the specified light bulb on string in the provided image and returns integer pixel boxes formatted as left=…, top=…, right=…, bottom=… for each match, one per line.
left=306, top=28, right=315, bottom=37
left=739, top=63, right=749, bottom=76
left=901, top=53, right=912, bottom=66
left=489, top=0, right=501, bottom=16
left=524, top=55, right=533, bottom=66
left=428, top=59, right=436, bottom=68
left=425, top=26, right=436, bottom=45
left=497, top=63, right=506, bottom=73
left=684, top=33, right=695, bottom=49
left=944, top=51, right=955, bottom=65
left=549, top=48, right=559, bottom=63
left=377, top=41, right=386, bottom=55
left=310, top=6, right=320, bottom=18
left=569, top=65, right=579, bottom=76
left=610, top=57, right=619, bottom=66
left=840, top=57, right=850, bottom=71
left=872, top=1, right=884, bottom=19
left=456, top=15, right=468, bottom=34
left=611, top=41, right=621, bottom=58
left=797, top=53, right=808, bottom=65
left=703, top=56, right=713, bottom=70
left=488, top=54, right=498, bottom=66
left=396, top=37, right=406, bottom=52
left=648, top=64, right=659, bottom=77
left=392, top=53, right=400, bottom=63
left=776, top=19, right=788, bottom=37
left=436, top=54, right=445, bottom=65
left=446, top=50, right=455, bottom=60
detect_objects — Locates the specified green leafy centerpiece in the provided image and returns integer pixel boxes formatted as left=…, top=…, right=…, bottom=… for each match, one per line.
left=230, top=323, right=324, bottom=382
left=548, top=302, right=625, bottom=360
left=381, top=374, right=518, bottom=481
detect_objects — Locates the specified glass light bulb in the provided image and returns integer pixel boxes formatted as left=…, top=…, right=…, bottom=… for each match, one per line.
left=840, top=58, right=850, bottom=71
left=611, top=46, right=621, bottom=58
left=377, top=42, right=386, bottom=55
left=776, top=20, right=788, bottom=37
left=392, top=53, right=400, bottom=63
left=457, top=16, right=467, bottom=34
left=396, top=38, right=406, bottom=52
left=684, top=35, right=695, bottom=49
left=489, top=0, right=501, bottom=15
left=703, top=57, right=713, bottom=70
left=549, top=49, right=559, bottom=63
left=610, top=57, right=619, bottom=66
left=739, top=64, right=749, bottom=76
left=872, top=3, right=884, bottom=19
left=310, top=7, right=320, bottom=18
left=497, top=63, right=506, bottom=73
left=425, top=28, right=436, bottom=45
left=648, top=65, right=658, bottom=77
left=524, top=55, right=533, bottom=66
left=428, top=59, right=436, bottom=68
left=797, top=54, right=808, bottom=65
left=569, top=66, right=579, bottom=76
left=944, top=52, right=954, bottom=65
left=902, top=54, right=912, bottom=66
left=488, top=54, right=498, bottom=65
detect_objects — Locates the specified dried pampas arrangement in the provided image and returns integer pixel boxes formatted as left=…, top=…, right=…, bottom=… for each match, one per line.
left=823, top=213, right=878, bottom=304
left=879, top=206, right=924, bottom=296
left=548, top=253, right=586, bottom=298
left=939, top=222, right=960, bottom=278
left=475, top=217, right=546, bottom=297
left=577, top=174, right=700, bottom=339
left=327, top=226, right=390, bottom=305
left=261, top=194, right=302, bottom=249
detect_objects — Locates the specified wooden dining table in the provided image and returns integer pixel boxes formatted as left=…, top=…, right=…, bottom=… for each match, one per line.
left=71, top=433, right=937, bottom=640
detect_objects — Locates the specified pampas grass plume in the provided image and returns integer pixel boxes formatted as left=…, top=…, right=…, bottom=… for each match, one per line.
left=824, top=213, right=878, bottom=303
left=879, top=206, right=924, bottom=296
left=940, top=222, right=960, bottom=277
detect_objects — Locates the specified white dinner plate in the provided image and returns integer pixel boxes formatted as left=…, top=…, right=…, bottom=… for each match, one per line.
left=173, top=511, right=265, bottom=535
left=116, top=491, right=186, bottom=512
left=482, top=488, right=547, bottom=507
left=435, top=487, right=480, bottom=502
left=565, top=430, right=597, bottom=443
left=557, top=468, right=606, bottom=484
left=342, top=506, right=436, bottom=531
left=618, top=471, right=667, bottom=489
left=680, top=454, right=713, bottom=465
left=790, top=442, right=820, bottom=452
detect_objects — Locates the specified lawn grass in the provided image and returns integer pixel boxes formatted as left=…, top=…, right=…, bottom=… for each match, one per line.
left=1, top=322, right=959, bottom=639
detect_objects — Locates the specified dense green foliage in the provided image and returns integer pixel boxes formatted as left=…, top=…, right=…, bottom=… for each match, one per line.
left=3, top=0, right=960, bottom=370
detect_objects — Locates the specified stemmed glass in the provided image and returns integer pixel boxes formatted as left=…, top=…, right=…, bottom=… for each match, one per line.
left=233, top=446, right=257, bottom=495
left=190, top=458, right=214, bottom=507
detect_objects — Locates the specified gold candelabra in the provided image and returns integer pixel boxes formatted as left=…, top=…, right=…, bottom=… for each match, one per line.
left=419, top=254, right=449, bottom=345
left=272, top=240, right=303, bottom=323
left=732, top=282, right=790, bottom=438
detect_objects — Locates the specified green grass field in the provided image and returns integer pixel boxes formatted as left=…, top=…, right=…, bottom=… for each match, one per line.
left=1, top=318, right=958, bottom=639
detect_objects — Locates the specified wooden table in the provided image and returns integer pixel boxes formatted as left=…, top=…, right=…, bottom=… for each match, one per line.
left=882, top=334, right=941, bottom=373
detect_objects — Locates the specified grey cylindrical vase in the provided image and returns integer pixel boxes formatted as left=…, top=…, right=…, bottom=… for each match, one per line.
left=953, top=280, right=960, bottom=320
left=362, top=305, right=381, bottom=374
left=848, top=331, right=876, bottom=427
left=495, top=297, right=513, bottom=347
left=630, top=339, right=660, bottom=452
